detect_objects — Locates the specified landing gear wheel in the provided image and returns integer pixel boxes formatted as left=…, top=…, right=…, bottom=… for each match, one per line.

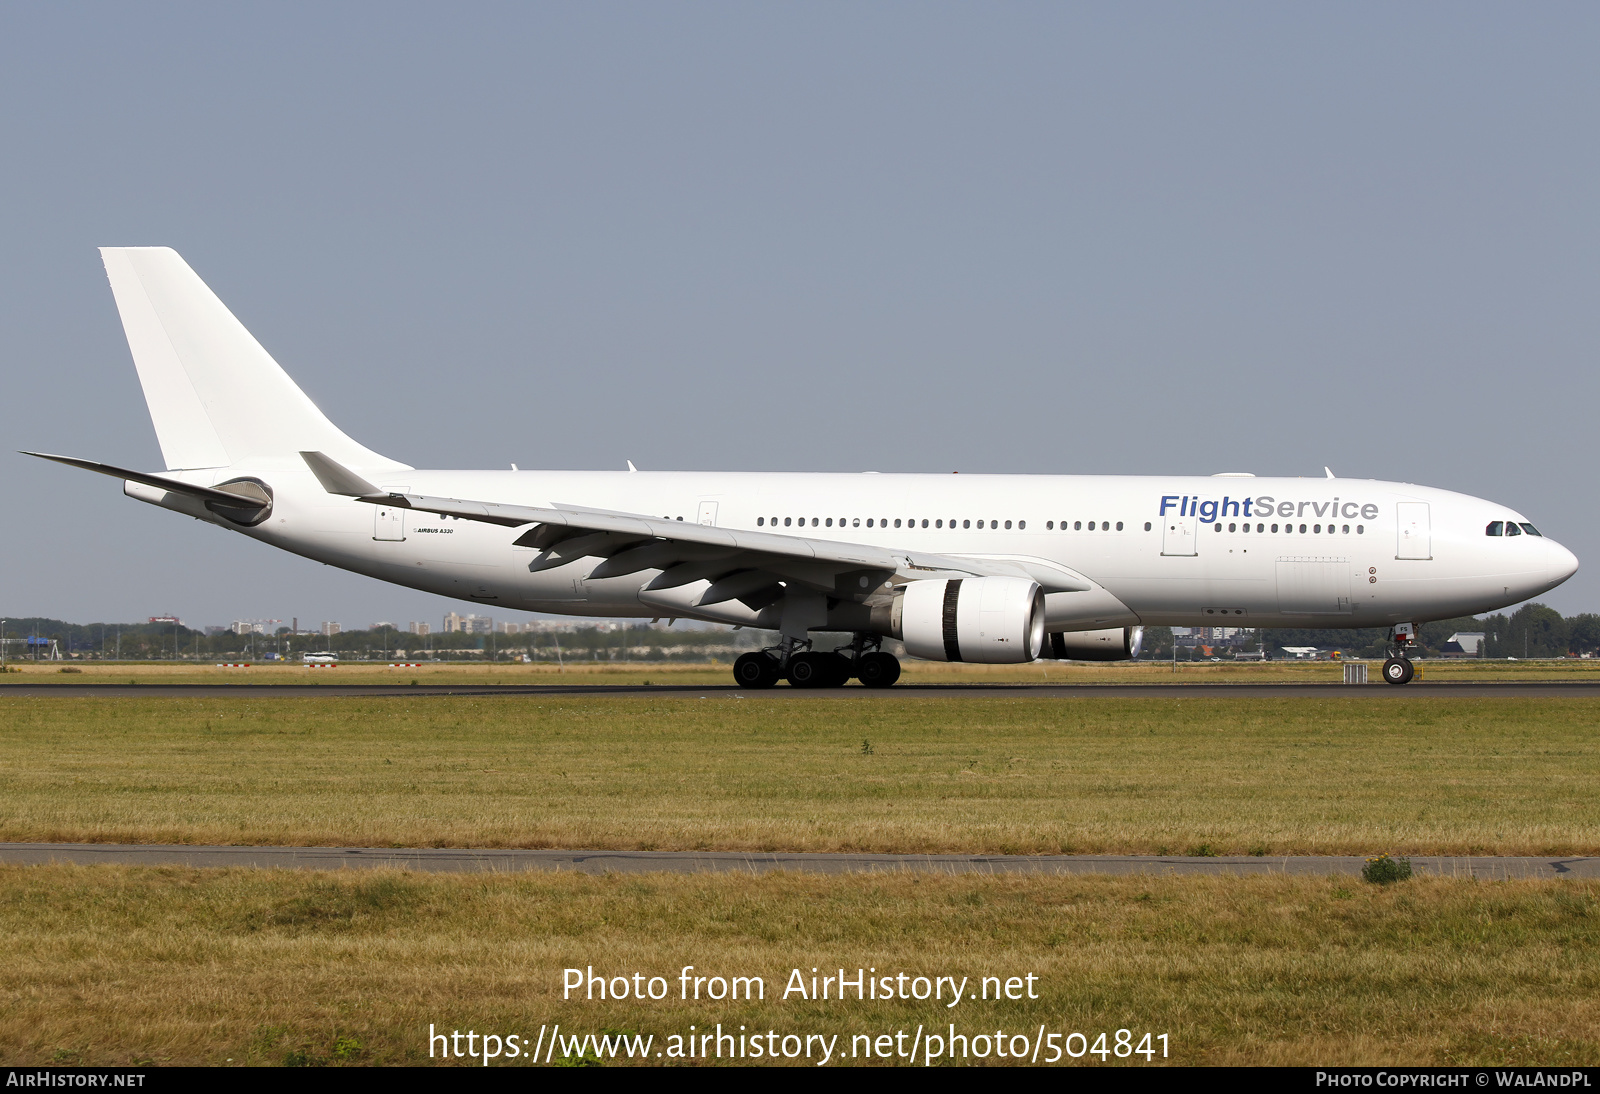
left=733, top=652, right=781, bottom=688
left=1382, top=657, right=1415, bottom=685
left=822, top=653, right=852, bottom=688
left=856, top=651, right=901, bottom=688
left=786, top=651, right=833, bottom=688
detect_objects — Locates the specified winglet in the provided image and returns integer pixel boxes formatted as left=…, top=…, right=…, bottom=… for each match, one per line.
left=300, top=451, right=384, bottom=497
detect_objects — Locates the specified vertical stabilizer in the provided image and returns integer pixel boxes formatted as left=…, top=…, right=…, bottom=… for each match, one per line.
left=100, top=247, right=409, bottom=472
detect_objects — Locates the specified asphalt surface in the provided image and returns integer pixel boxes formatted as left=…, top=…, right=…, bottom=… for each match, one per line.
left=0, top=843, right=1592, bottom=878
left=2, top=681, right=1599, bottom=697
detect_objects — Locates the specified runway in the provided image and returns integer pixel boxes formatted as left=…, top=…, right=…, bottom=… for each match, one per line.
left=3, top=681, right=1600, bottom=698
left=1, top=842, right=1592, bottom=878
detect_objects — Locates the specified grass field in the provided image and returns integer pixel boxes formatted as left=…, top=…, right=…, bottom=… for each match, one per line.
left=1, top=692, right=1596, bottom=855
left=5, top=657, right=1600, bottom=686
left=2, top=866, right=1596, bottom=1067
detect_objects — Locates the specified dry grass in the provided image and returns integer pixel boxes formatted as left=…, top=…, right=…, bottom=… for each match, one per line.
left=1, top=866, right=1596, bottom=1066
left=1, top=693, right=1596, bottom=854
left=5, top=657, right=1600, bottom=686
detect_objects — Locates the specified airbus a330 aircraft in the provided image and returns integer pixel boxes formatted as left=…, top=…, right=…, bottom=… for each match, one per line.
left=28, top=248, right=1579, bottom=687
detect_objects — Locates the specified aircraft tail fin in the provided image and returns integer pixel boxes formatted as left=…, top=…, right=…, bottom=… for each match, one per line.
left=99, top=247, right=409, bottom=473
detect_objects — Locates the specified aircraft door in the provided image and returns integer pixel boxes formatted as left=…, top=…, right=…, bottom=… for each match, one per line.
left=697, top=501, right=719, bottom=527
left=373, top=504, right=406, bottom=541
left=1161, top=514, right=1197, bottom=556
left=1276, top=556, right=1352, bottom=614
left=1396, top=503, right=1431, bottom=560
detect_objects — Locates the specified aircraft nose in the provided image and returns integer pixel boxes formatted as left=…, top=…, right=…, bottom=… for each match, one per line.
left=1548, top=541, right=1580, bottom=585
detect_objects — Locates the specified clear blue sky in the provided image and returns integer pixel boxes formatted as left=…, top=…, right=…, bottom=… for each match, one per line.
left=3, top=3, right=1596, bottom=628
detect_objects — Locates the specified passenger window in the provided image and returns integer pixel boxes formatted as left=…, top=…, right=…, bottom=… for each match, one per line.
left=1357, top=525, right=1364, bottom=534
left=1047, top=521, right=1053, bottom=530
left=1019, top=520, right=1026, bottom=530
left=1486, top=521, right=1503, bottom=536
left=1228, top=523, right=1236, bottom=533
left=1074, top=521, right=1082, bottom=530
left=784, top=517, right=792, bottom=527
left=757, top=517, right=764, bottom=526
left=1214, top=523, right=1222, bottom=532
left=922, top=519, right=929, bottom=528
left=825, top=518, right=833, bottom=527
left=1004, top=520, right=1012, bottom=529
left=894, top=519, right=902, bottom=528
left=1115, top=522, right=1122, bottom=531
left=963, top=520, right=970, bottom=529
left=1342, top=524, right=1349, bottom=533
left=1299, top=524, right=1306, bottom=533
left=853, top=518, right=860, bottom=527
left=866, top=518, right=874, bottom=528
left=1507, top=523, right=1521, bottom=536
left=1520, top=523, right=1542, bottom=536
left=1144, top=522, right=1152, bottom=531
left=1313, top=525, right=1321, bottom=534
left=1271, top=524, right=1279, bottom=532
left=812, top=518, right=819, bottom=527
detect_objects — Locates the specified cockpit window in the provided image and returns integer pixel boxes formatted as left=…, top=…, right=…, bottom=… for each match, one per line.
left=1520, top=523, right=1542, bottom=537
left=1506, top=522, right=1522, bottom=536
left=1486, top=521, right=1503, bottom=536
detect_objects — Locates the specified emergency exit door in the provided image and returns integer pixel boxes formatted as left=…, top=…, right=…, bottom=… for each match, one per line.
left=697, top=501, right=719, bottom=527
left=1161, top=514, right=1196, bottom=556
left=373, top=505, right=406, bottom=541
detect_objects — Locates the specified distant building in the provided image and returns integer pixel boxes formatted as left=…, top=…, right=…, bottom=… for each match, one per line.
left=369, top=621, right=395, bottom=632
left=1438, top=632, right=1485, bottom=657
left=231, top=621, right=265, bottom=635
left=408, top=622, right=431, bottom=637
left=321, top=622, right=341, bottom=637
left=443, top=613, right=493, bottom=634
left=149, top=615, right=181, bottom=625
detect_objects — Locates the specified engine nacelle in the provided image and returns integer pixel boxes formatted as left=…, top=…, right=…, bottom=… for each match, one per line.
left=897, top=577, right=1045, bottom=664
left=1045, top=626, right=1145, bottom=661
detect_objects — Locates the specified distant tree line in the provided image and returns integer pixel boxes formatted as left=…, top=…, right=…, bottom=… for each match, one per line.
left=1139, top=603, right=1598, bottom=660
left=0, top=616, right=770, bottom=662
left=7, top=604, right=1595, bottom=662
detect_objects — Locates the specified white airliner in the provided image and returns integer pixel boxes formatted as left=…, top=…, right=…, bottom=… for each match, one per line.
left=28, top=248, right=1579, bottom=687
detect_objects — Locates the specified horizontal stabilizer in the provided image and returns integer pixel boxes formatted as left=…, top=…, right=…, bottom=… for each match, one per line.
left=22, top=451, right=269, bottom=509
left=300, top=450, right=384, bottom=497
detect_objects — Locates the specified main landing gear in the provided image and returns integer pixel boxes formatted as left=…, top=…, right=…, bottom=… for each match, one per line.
left=731, top=635, right=901, bottom=689
left=1382, top=622, right=1417, bottom=686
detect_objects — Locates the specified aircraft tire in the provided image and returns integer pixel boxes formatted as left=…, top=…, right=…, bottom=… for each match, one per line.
left=1382, top=657, right=1415, bottom=685
left=733, top=652, right=780, bottom=688
left=786, top=652, right=831, bottom=688
left=856, top=652, right=901, bottom=688
left=822, top=653, right=853, bottom=687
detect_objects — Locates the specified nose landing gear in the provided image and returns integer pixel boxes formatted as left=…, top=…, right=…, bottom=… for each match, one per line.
left=1382, top=623, right=1417, bottom=686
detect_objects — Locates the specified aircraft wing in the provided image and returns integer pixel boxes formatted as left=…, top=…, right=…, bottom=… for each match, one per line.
left=298, top=451, right=1088, bottom=602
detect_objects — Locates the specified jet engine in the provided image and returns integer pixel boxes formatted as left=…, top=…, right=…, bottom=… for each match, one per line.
left=896, top=577, right=1045, bottom=664
left=1045, top=626, right=1144, bottom=661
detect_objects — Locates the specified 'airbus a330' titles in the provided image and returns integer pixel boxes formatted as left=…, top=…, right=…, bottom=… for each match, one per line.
left=27, top=249, right=1578, bottom=687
